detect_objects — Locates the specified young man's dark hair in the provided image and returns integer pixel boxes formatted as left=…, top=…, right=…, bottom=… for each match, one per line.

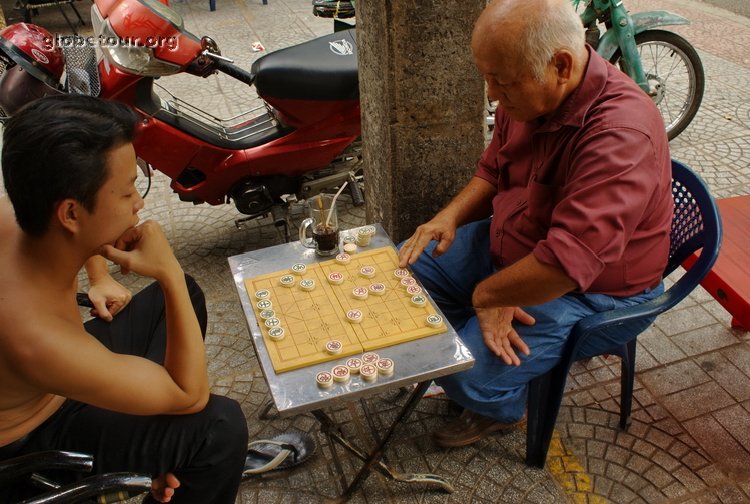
left=2, top=95, right=139, bottom=236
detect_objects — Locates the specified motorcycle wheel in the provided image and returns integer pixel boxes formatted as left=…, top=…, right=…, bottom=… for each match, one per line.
left=610, top=29, right=705, bottom=141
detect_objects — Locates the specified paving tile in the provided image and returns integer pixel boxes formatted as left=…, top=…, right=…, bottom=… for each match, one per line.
left=684, top=415, right=750, bottom=479
left=660, top=382, right=737, bottom=421
left=639, top=360, right=711, bottom=396
left=698, top=352, right=750, bottom=402
left=656, top=305, right=721, bottom=337
left=638, top=326, right=688, bottom=365
left=671, top=324, right=741, bottom=356
left=712, top=404, right=750, bottom=454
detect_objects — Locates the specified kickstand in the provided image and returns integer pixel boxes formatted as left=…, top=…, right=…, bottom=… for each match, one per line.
left=271, top=205, right=291, bottom=243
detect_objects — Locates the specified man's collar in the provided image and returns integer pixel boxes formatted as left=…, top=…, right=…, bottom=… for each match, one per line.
left=539, top=45, right=607, bottom=132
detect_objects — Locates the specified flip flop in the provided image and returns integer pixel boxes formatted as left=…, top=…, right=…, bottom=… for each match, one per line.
left=242, top=430, right=317, bottom=477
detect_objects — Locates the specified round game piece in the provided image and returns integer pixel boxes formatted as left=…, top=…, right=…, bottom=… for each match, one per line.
left=299, top=279, right=316, bottom=291
left=316, top=371, right=334, bottom=389
left=342, top=234, right=357, bottom=245
left=426, top=314, right=444, bottom=328
left=325, top=340, right=343, bottom=355
left=410, top=294, right=427, bottom=307
left=368, top=283, right=386, bottom=296
left=356, top=236, right=370, bottom=247
left=268, top=326, right=285, bottom=341
left=335, top=253, right=351, bottom=265
left=331, top=365, right=350, bottom=383
left=256, top=299, right=272, bottom=310
left=359, top=266, right=376, bottom=279
left=356, top=226, right=375, bottom=246
left=264, top=317, right=281, bottom=329
left=343, top=242, right=358, bottom=254
left=406, top=285, right=422, bottom=296
left=328, top=272, right=345, bottom=285
left=279, top=275, right=296, bottom=288
left=259, top=309, right=275, bottom=320
left=346, top=309, right=364, bottom=324
left=352, top=286, right=369, bottom=300
left=290, top=263, right=307, bottom=275
left=400, top=277, right=417, bottom=289
left=358, top=225, right=376, bottom=237
left=359, top=364, right=377, bottom=382
left=393, top=268, right=410, bottom=279
left=361, top=352, right=379, bottom=365
left=346, top=357, right=363, bottom=374
left=255, top=289, right=271, bottom=300
left=376, top=358, right=395, bottom=376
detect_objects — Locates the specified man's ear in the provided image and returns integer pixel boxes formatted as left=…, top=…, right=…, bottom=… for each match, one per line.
left=56, top=198, right=83, bottom=234
left=552, top=50, right=574, bottom=82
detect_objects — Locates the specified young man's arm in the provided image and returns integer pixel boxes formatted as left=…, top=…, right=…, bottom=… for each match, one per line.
left=12, top=221, right=209, bottom=415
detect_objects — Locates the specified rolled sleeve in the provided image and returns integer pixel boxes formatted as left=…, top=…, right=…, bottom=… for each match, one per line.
left=534, top=228, right=604, bottom=291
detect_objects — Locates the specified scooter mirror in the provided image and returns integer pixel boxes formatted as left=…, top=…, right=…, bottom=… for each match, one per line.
left=200, top=36, right=221, bottom=56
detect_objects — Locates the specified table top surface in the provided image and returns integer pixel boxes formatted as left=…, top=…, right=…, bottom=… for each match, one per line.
left=705, top=196, right=750, bottom=293
left=228, top=223, right=475, bottom=417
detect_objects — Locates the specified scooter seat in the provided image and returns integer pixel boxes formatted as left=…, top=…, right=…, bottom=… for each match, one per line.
left=252, top=29, right=358, bottom=101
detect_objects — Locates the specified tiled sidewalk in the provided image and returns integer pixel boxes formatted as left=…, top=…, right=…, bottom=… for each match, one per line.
left=2, top=0, right=749, bottom=502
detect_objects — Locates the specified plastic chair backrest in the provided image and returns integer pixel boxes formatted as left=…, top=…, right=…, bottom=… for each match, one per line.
left=665, top=159, right=721, bottom=277
left=525, top=159, right=723, bottom=468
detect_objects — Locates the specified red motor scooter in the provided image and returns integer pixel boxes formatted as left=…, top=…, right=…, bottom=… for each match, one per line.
left=0, top=0, right=362, bottom=236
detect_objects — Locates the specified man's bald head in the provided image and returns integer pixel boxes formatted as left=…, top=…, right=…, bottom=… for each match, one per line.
left=472, top=0, right=585, bottom=83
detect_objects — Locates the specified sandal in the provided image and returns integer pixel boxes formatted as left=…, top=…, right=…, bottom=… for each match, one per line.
left=242, top=430, right=317, bottom=477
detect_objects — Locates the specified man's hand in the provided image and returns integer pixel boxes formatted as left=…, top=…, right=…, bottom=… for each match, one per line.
left=151, top=472, right=180, bottom=503
left=398, top=214, right=457, bottom=268
left=98, top=221, right=182, bottom=282
left=475, top=306, right=535, bottom=366
left=86, top=274, right=132, bottom=322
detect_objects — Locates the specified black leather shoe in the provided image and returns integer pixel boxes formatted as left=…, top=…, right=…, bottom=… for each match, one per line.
left=432, top=409, right=526, bottom=448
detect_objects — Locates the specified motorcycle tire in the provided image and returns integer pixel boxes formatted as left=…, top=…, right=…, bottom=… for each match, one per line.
left=610, top=29, right=705, bottom=141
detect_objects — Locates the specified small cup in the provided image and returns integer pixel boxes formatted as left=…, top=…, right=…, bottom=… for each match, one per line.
left=299, top=194, right=340, bottom=257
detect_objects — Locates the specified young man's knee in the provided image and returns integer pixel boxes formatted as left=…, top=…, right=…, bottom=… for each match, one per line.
left=201, top=395, right=248, bottom=459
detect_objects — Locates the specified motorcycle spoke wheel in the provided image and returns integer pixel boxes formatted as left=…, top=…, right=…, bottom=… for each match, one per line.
left=610, top=30, right=705, bottom=140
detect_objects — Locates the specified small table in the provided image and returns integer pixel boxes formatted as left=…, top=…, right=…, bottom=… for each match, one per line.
left=228, top=224, right=474, bottom=500
left=684, top=195, right=750, bottom=330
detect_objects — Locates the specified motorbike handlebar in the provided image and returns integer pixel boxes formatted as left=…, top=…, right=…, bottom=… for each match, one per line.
left=213, top=59, right=255, bottom=86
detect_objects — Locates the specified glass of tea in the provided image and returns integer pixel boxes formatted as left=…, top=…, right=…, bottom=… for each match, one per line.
left=299, top=194, right=340, bottom=256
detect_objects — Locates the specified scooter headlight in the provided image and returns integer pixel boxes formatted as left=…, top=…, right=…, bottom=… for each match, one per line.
left=96, top=17, right=180, bottom=76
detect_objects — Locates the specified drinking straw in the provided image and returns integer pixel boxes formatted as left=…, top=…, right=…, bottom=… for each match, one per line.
left=325, top=181, right=348, bottom=228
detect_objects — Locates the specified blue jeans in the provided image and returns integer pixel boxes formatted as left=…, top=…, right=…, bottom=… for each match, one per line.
left=403, top=219, right=662, bottom=424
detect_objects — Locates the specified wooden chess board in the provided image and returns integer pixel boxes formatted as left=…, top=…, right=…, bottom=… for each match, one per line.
left=244, top=247, right=446, bottom=373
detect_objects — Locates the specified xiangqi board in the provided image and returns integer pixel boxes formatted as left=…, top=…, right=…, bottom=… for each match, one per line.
left=244, top=247, right=446, bottom=373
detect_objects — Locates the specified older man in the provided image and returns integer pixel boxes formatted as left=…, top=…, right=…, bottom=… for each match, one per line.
left=399, top=0, right=672, bottom=448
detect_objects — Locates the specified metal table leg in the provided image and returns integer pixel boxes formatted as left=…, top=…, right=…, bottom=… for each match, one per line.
left=312, top=381, right=454, bottom=502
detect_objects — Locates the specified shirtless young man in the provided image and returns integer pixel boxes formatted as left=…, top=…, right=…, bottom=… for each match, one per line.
left=0, top=95, right=248, bottom=503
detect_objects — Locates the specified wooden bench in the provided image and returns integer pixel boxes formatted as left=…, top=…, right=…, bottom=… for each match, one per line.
left=683, top=195, right=750, bottom=330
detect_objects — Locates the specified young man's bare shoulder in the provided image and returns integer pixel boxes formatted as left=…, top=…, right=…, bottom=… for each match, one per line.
left=0, top=295, right=85, bottom=362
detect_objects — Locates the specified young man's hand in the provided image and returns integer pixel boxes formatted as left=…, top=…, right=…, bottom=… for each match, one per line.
left=86, top=274, right=132, bottom=322
left=98, top=221, right=182, bottom=282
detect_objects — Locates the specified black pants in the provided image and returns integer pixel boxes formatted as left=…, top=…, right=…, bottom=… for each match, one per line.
left=1, top=276, right=248, bottom=504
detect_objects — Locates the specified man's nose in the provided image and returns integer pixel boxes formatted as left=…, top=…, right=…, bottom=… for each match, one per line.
left=486, top=84, right=499, bottom=102
left=134, top=193, right=145, bottom=213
